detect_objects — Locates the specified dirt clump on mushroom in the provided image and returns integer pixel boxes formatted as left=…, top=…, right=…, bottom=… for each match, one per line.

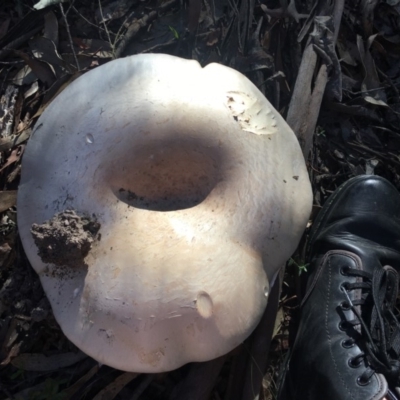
left=31, top=210, right=100, bottom=268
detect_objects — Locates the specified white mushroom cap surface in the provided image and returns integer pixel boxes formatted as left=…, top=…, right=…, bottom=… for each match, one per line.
left=17, top=54, right=312, bottom=372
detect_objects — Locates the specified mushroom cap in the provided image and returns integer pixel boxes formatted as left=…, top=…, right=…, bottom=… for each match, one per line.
left=17, top=54, right=312, bottom=372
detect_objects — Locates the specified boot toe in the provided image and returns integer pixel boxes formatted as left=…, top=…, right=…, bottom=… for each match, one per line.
left=307, top=175, right=400, bottom=270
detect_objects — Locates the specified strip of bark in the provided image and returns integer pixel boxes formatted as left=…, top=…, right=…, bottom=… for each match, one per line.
left=286, top=0, right=345, bottom=158
left=169, top=355, right=227, bottom=400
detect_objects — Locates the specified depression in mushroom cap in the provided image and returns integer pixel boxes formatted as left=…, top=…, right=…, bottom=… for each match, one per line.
left=17, top=54, right=312, bottom=373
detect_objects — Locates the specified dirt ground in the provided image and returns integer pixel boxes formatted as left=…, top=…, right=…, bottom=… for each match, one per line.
left=1, top=0, right=400, bottom=399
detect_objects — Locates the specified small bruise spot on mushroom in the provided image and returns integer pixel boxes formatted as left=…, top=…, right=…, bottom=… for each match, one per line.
left=196, top=291, right=214, bottom=319
left=31, top=209, right=100, bottom=269
left=98, top=328, right=115, bottom=344
left=186, top=323, right=196, bottom=337
left=139, top=347, right=165, bottom=367
left=225, top=91, right=278, bottom=135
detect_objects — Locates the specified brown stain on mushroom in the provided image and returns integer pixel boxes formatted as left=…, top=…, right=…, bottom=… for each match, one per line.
left=186, top=323, right=196, bottom=337
left=225, top=91, right=278, bottom=135
left=98, top=328, right=115, bottom=344
left=112, top=266, right=121, bottom=279
left=138, top=347, right=165, bottom=367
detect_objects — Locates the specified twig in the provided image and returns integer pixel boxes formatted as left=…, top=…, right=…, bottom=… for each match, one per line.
left=97, top=0, right=115, bottom=58
left=302, top=64, right=328, bottom=157
left=114, top=11, right=157, bottom=59
left=72, top=5, right=108, bottom=34
left=59, top=2, right=80, bottom=71
left=112, top=0, right=179, bottom=59
left=286, top=43, right=317, bottom=152
left=0, top=28, right=42, bottom=61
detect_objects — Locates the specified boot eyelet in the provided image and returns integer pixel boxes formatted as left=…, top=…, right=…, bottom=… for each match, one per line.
left=340, top=282, right=350, bottom=292
left=338, top=321, right=347, bottom=331
left=340, top=301, right=350, bottom=310
left=348, top=357, right=363, bottom=368
left=357, top=376, right=371, bottom=386
left=342, top=339, right=355, bottom=348
left=340, top=266, right=349, bottom=276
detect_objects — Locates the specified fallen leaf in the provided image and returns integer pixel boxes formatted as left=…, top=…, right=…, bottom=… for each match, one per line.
left=11, top=351, right=87, bottom=371
left=0, top=146, right=25, bottom=173
left=34, top=0, right=66, bottom=10
left=95, top=0, right=132, bottom=23
left=71, top=38, right=113, bottom=57
left=357, top=34, right=388, bottom=107
left=0, top=130, right=31, bottom=153
left=15, top=50, right=56, bottom=87
left=29, top=37, right=68, bottom=77
left=24, top=81, right=40, bottom=99
left=0, top=19, right=10, bottom=40
left=0, top=191, right=17, bottom=213
left=44, top=11, right=59, bottom=45
left=272, top=306, right=284, bottom=338
left=12, top=66, right=37, bottom=86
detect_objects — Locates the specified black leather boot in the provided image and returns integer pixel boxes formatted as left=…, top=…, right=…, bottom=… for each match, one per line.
left=278, top=175, right=400, bottom=400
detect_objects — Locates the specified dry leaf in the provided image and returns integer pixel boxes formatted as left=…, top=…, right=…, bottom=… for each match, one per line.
left=34, top=0, right=66, bottom=10
left=357, top=34, right=388, bottom=107
left=95, top=0, right=132, bottom=23
left=272, top=306, right=284, bottom=338
left=12, top=66, right=37, bottom=86
left=44, top=11, right=59, bottom=45
left=29, top=37, right=68, bottom=78
left=0, top=146, right=25, bottom=173
left=15, top=50, right=56, bottom=87
left=0, top=19, right=10, bottom=40
left=11, top=351, right=87, bottom=371
left=0, top=191, right=17, bottom=213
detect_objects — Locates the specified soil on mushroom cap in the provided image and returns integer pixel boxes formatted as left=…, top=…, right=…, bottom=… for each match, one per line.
left=31, top=210, right=100, bottom=269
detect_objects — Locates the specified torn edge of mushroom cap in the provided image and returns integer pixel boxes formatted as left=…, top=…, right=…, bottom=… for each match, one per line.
left=202, top=63, right=282, bottom=136
left=17, top=53, right=312, bottom=373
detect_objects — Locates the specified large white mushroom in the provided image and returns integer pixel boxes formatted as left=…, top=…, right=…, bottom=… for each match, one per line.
left=17, top=53, right=312, bottom=373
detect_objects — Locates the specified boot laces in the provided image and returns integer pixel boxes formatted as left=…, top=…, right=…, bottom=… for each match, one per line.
left=340, top=265, right=400, bottom=386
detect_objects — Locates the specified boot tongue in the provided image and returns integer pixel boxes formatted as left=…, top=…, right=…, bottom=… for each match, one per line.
left=310, top=216, right=400, bottom=275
